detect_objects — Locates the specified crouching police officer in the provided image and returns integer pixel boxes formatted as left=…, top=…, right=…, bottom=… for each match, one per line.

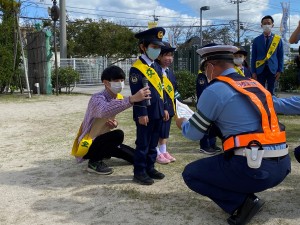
left=129, top=27, right=168, bottom=185
left=176, top=43, right=300, bottom=224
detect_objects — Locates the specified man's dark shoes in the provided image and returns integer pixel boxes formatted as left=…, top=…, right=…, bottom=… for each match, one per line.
left=133, top=173, right=154, bottom=185
left=227, top=195, right=265, bottom=225
left=147, top=169, right=165, bottom=179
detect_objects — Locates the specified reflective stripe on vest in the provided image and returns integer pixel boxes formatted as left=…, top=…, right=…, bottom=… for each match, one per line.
left=215, top=75, right=286, bottom=151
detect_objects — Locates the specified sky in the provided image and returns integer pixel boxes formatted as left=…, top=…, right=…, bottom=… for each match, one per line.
left=21, top=0, right=300, bottom=46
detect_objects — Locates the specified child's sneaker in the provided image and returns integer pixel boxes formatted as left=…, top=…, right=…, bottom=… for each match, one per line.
left=163, top=152, right=176, bottom=162
left=156, top=153, right=170, bottom=164
left=87, top=160, right=113, bottom=175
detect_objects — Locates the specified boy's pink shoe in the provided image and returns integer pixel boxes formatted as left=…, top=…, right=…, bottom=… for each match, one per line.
left=163, top=152, right=176, bottom=162
left=156, top=153, right=170, bottom=164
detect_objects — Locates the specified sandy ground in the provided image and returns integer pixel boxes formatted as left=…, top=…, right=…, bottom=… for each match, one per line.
left=1, top=91, right=300, bottom=225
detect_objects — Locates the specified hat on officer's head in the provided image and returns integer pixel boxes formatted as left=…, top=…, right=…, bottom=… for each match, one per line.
left=135, top=27, right=165, bottom=46
left=234, top=46, right=248, bottom=56
left=197, top=43, right=238, bottom=70
left=160, top=41, right=176, bottom=55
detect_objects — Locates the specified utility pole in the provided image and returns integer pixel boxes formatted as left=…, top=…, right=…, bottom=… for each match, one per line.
left=229, top=0, right=246, bottom=45
left=59, top=0, right=67, bottom=59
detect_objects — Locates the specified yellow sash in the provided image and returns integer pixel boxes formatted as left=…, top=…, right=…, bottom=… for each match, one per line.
left=255, top=34, right=281, bottom=68
left=234, top=65, right=245, bottom=77
left=71, top=124, right=92, bottom=157
left=132, top=59, right=163, bottom=99
left=71, top=93, right=124, bottom=158
left=163, top=75, right=176, bottom=114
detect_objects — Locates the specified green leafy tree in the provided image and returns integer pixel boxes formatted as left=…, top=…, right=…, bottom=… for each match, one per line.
left=0, top=0, right=21, bottom=93
left=67, top=18, right=137, bottom=61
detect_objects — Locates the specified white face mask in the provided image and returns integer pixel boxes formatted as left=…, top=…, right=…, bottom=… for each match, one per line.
left=233, top=57, right=244, bottom=66
left=262, top=25, right=272, bottom=33
left=109, top=81, right=124, bottom=94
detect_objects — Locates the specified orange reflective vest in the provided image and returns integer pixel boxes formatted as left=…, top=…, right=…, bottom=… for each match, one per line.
left=215, top=74, right=286, bottom=151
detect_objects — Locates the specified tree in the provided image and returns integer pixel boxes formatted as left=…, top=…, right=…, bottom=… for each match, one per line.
left=67, top=18, right=137, bottom=61
left=0, top=0, right=22, bottom=93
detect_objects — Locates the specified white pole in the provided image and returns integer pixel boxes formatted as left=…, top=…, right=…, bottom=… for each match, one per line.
left=16, top=15, right=31, bottom=98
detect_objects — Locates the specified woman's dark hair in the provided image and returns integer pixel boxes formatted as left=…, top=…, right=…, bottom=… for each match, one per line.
left=101, top=65, right=126, bottom=82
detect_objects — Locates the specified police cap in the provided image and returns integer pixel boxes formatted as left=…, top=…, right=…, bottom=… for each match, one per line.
left=160, top=41, right=176, bottom=55
left=197, top=43, right=238, bottom=70
left=135, top=27, right=165, bottom=46
left=234, top=46, right=248, bottom=56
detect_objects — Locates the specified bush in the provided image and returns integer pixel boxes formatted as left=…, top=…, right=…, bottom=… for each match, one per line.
left=175, top=70, right=197, bottom=103
left=280, top=62, right=299, bottom=92
left=51, top=66, right=80, bottom=94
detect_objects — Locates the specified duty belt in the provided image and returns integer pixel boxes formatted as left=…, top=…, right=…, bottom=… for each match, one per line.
left=234, top=147, right=289, bottom=158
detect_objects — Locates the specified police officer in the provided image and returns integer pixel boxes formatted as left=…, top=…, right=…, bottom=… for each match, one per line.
left=175, top=43, right=300, bottom=224
left=129, top=27, right=167, bottom=185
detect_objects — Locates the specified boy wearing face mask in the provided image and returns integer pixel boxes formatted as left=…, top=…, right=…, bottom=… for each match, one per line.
left=233, top=47, right=252, bottom=78
left=129, top=27, right=168, bottom=185
left=71, top=66, right=151, bottom=175
left=251, top=15, right=284, bottom=95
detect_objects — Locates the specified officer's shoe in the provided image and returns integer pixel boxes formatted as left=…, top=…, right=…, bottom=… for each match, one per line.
left=147, top=169, right=165, bottom=180
left=211, top=145, right=222, bottom=152
left=227, top=195, right=265, bottom=225
left=133, top=173, right=154, bottom=185
left=199, top=147, right=217, bottom=155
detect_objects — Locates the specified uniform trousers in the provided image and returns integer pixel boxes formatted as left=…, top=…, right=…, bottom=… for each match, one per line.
left=134, top=118, right=162, bottom=175
left=83, top=129, right=134, bottom=164
left=257, top=66, right=276, bottom=95
left=182, top=153, right=291, bottom=214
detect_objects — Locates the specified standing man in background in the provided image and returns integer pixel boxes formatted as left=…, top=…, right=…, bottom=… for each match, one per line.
left=251, top=15, right=284, bottom=95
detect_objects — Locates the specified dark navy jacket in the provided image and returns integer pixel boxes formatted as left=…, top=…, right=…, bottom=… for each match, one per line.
left=129, top=56, right=166, bottom=121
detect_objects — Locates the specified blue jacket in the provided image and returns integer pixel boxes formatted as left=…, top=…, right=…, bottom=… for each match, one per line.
left=129, top=56, right=166, bottom=120
left=251, top=33, right=284, bottom=75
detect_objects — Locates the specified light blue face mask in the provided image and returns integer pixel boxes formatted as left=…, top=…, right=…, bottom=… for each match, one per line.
left=146, top=47, right=161, bottom=61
